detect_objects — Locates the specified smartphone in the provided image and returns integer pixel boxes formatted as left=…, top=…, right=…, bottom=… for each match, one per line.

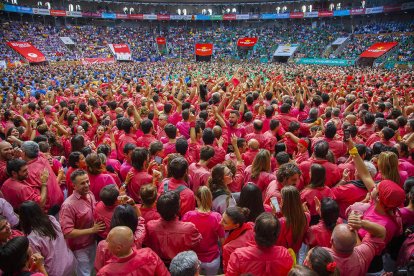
left=270, top=197, right=280, bottom=213
left=343, top=128, right=351, bottom=142
left=155, top=156, right=163, bottom=165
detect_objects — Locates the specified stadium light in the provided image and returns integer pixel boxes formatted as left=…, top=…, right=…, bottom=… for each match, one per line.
left=309, top=5, right=312, bottom=12
left=177, top=9, right=181, bottom=15
left=232, top=8, right=236, bottom=13
left=276, top=7, right=281, bottom=13
left=69, top=4, right=73, bottom=11
left=208, top=9, right=212, bottom=15
left=337, top=3, right=341, bottom=10
left=183, top=9, right=187, bottom=15
left=301, top=5, right=306, bottom=13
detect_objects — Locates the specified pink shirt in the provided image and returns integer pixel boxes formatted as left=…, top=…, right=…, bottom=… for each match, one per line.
left=332, top=183, right=368, bottom=219
left=305, top=218, right=343, bottom=248
left=188, top=163, right=211, bottom=193
left=324, top=233, right=385, bottom=276
left=242, top=150, right=259, bottom=167
left=163, top=141, right=177, bottom=156
left=227, top=244, right=294, bottom=276
left=144, top=218, right=202, bottom=264
left=276, top=212, right=311, bottom=253
left=97, top=248, right=169, bottom=276
left=59, top=191, right=96, bottom=251
left=28, top=216, right=76, bottom=276
left=182, top=210, right=225, bottom=262
left=177, top=121, right=191, bottom=139
left=88, top=173, right=116, bottom=201
left=244, top=166, right=276, bottom=198
left=400, top=207, right=414, bottom=228
left=139, top=205, right=161, bottom=224
left=299, top=158, right=342, bottom=188
left=117, top=133, right=137, bottom=161
left=119, top=161, right=132, bottom=181
left=136, top=134, right=157, bottom=149
left=263, top=130, right=277, bottom=152
left=158, top=178, right=196, bottom=218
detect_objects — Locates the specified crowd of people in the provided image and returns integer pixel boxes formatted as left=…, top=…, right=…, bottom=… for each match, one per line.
left=0, top=57, right=413, bottom=275
left=1, top=18, right=413, bottom=64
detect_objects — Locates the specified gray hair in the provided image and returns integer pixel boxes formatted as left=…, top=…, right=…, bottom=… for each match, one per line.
left=21, top=141, right=39, bottom=159
left=364, top=161, right=378, bottom=178
left=169, top=251, right=199, bottom=276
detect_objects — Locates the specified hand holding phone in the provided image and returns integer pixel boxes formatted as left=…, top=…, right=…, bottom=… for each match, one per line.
left=270, top=197, right=280, bottom=214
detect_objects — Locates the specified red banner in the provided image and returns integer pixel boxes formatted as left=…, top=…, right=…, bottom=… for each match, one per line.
left=237, top=37, right=258, bottom=47
left=384, top=5, right=401, bottom=13
left=80, top=58, right=115, bottom=65
left=7, top=41, right=46, bottom=63
left=360, top=42, right=398, bottom=58
left=350, top=8, right=365, bottom=15
left=50, top=10, right=66, bottom=17
left=223, top=14, right=237, bottom=20
left=157, top=14, right=170, bottom=21
left=156, top=37, right=166, bottom=45
left=195, top=43, right=213, bottom=56
left=128, top=14, right=144, bottom=20
left=318, top=11, right=333, bottom=17
left=290, top=12, right=304, bottom=18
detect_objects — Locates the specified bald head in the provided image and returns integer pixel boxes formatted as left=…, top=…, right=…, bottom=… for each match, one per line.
left=0, top=141, right=14, bottom=161
left=107, top=226, right=134, bottom=257
left=248, top=139, right=260, bottom=150
left=331, top=224, right=357, bottom=254
left=212, top=125, right=222, bottom=139
left=345, top=114, right=357, bottom=125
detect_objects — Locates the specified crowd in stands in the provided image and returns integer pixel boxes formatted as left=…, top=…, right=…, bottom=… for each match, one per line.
left=1, top=19, right=414, bottom=64
left=0, top=60, right=413, bottom=275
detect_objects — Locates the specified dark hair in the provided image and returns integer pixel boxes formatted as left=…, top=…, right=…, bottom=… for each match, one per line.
left=309, top=247, right=339, bottom=276
left=165, top=124, right=177, bottom=139
left=131, top=148, right=149, bottom=171
left=68, top=151, right=83, bottom=168
left=100, top=184, right=119, bottom=206
left=6, top=159, right=26, bottom=176
left=288, top=265, right=318, bottom=276
left=110, top=204, right=138, bottom=233
left=364, top=112, right=375, bottom=125
left=140, top=119, right=153, bottom=134
left=320, top=198, right=339, bottom=232
left=121, top=119, right=133, bottom=134
left=70, top=169, right=87, bottom=184
left=382, top=127, right=395, bottom=141
left=140, top=184, right=158, bottom=206
left=310, top=164, right=326, bottom=188
left=225, top=206, right=250, bottom=227
left=175, top=138, right=188, bottom=155
left=202, top=128, right=215, bottom=145
left=0, top=236, right=30, bottom=275
left=276, top=152, right=290, bottom=166
left=168, top=157, right=188, bottom=180
left=85, top=153, right=103, bottom=175
left=200, top=146, right=215, bottom=161
left=325, top=123, right=337, bottom=139
left=269, top=119, right=280, bottom=131
left=276, top=163, right=301, bottom=183
left=157, top=191, right=180, bottom=221
left=149, top=141, right=163, bottom=156
left=254, top=212, right=280, bottom=248
left=123, top=143, right=136, bottom=154
left=97, top=144, right=111, bottom=157
left=19, top=201, right=58, bottom=240
left=238, top=183, right=265, bottom=222
left=314, top=140, right=329, bottom=159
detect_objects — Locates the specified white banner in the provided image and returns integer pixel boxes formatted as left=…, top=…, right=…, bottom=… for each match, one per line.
left=236, top=14, right=250, bottom=20
left=274, top=44, right=299, bottom=57
left=66, top=11, right=82, bottom=17
left=108, top=44, right=132, bottom=61
left=332, top=37, right=348, bottom=45
left=32, top=8, right=50, bottom=15
left=0, top=60, right=6, bottom=69
left=402, top=2, right=414, bottom=10
left=60, top=37, right=75, bottom=45
left=365, top=6, right=384, bottom=14
left=143, top=14, right=157, bottom=20
left=304, top=11, right=319, bottom=18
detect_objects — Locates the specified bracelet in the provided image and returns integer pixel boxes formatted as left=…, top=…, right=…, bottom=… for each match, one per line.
left=349, top=147, right=358, bottom=157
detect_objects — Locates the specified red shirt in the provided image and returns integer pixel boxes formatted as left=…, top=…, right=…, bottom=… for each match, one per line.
left=244, top=166, right=277, bottom=198
left=89, top=173, right=116, bottom=201
left=228, top=163, right=245, bottom=193
left=263, top=130, right=277, bottom=152
left=305, top=218, right=343, bottom=248
left=227, top=244, right=294, bottom=276
left=59, top=191, right=96, bottom=251
left=300, top=186, right=335, bottom=216
left=182, top=210, right=225, bottom=262
left=158, top=178, right=195, bottom=218
left=117, top=133, right=137, bottom=161
left=242, top=149, right=259, bottom=167
left=245, top=132, right=266, bottom=148
left=144, top=218, right=202, bottom=264
left=97, top=248, right=170, bottom=276
left=128, top=169, right=153, bottom=203
left=332, top=183, right=368, bottom=219
left=93, top=202, right=116, bottom=239
left=136, top=134, right=157, bottom=149
left=139, top=205, right=161, bottom=224
left=1, top=178, right=41, bottom=210
left=0, top=159, right=8, bottom=187
left=276, top=212, right=311, bottom=253
left=299, top=158, right=342, bottom=188
left=188, top=163, right=211, bottom=193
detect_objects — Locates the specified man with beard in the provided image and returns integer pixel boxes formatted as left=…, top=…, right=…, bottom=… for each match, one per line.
left=227, top=110, right=246, bottom=139
left=0, top=141, right=14, bottom=187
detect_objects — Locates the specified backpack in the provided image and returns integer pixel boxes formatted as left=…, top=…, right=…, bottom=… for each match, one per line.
left=163, top=180, right=186, bottom=194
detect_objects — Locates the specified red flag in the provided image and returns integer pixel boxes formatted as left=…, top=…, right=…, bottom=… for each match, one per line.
left=195, top=43, right=213, bottom=56
left=7, top=41, right=46, bottom=63
left=156, top=37, right=166, bottom=45
left=360, top=42, right=398, bottom=58
left=237, top=37, right=258, bottom=47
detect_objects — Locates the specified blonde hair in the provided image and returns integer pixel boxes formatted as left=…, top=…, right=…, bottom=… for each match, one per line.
left=251, top=149, right=271, bottom=179
left=196, top=186, right=213, bottom=212
left=378, top=151, right=400, bottom=185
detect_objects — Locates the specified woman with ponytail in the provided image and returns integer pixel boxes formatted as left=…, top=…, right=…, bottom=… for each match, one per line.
left=221, top=206, right=255, bottom=273
left=305, top=246, right=340, bottom=276
left=305, top=197, right=342, bottom=249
